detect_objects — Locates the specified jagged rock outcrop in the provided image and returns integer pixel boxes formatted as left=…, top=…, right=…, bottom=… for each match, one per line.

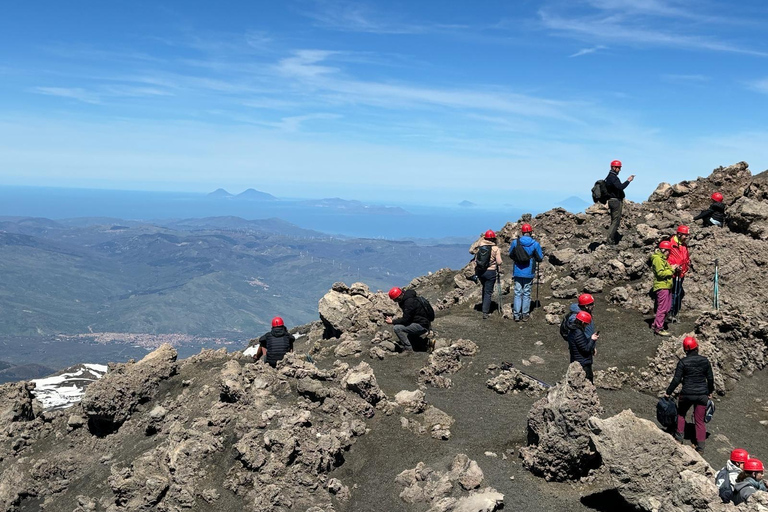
left=395, top=454, right=504, bottom=511
left=520, top=363, right=603, bottom=481
left=318, top=281, right=398, bottom=337
left=419, top=339, right=478, bottom=388
left=81, top=344, right=178, bottom=435
left=0, top=381, right=39, bottom=426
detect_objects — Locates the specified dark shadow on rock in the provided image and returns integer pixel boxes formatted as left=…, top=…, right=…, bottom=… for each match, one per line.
left=87, top=417, right=120, bottom=438
left=581, top=488, right=640, bottom=511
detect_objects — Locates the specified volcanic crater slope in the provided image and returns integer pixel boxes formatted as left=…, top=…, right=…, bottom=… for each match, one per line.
left=1, top=162, right=768, bottom=511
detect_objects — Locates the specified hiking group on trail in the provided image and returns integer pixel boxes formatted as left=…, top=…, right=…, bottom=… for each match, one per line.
left=469, top=230, right=504, bottom=320
left=509, top=223, right=543, bottom=322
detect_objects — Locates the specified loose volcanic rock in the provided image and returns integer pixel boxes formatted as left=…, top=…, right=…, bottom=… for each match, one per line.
left=394, top=390, right=427, bottom=414
left=80, top=344, right=178, bottom=435
left=486, top=369, right=547, bottom=397
left=0, top=381, right=38, bottom=426
left=341, top=362, right=387, bottom=405
left=318, top=282, right=398, bottom=337
left=419, top=339, right=478, bottom=388
left=519, top=362, right=603, bottom=482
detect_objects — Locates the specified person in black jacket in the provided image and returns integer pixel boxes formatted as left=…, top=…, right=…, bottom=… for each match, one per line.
left=605, top=160, right=635, bottom=245
left=386, top=287, right=430, bottom=352
left=694, top=192, right=726, bottom=227
left=665, top=336, right=714, bottom=452
left=254, top=316, right=295, bottom=367
left=566, top=310, right=599, bottom=382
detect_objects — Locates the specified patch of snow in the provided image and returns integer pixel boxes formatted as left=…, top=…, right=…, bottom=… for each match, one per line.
left=31, top=364, right=109, bottom=411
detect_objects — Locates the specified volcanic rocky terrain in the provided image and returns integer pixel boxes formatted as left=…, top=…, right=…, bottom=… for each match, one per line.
left=2, top=162, right=768, bottom=511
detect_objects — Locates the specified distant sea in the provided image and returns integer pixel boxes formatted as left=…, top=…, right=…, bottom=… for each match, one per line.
left=0, top=186, right=532, bottom=240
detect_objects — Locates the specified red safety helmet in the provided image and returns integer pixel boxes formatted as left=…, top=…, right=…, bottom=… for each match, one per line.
left=745, top=459, right=764, bottom=473
left=388, top=287, right=403, bottom=300
left=521, top=223, right=533, bottom=233
left=711, top=192, right=724, bottom=203
left=575, top=311, right=592, bottom=324
left=611, top=160, right=622, bottom=168
left=484, top=230, right=496, bottom=240
left=731, top=449, right=750, bottom=464
left=682, top=336, right=698, bottom=351
left=271, top=316, right=284, bottom=327
left=578, top=293, right=595, bottom=306
left=659, top=240, right=673, bottom=250
left=677, top=225, right=690, bottom=235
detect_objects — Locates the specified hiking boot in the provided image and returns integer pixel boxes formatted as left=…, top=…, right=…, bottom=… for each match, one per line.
left=514, top=316, right=521, bottom=322
left=482, top=313, right=489, bottom=320
left=695, top=442, right=706, bottom=453
left=655, top=330, right=671, bottom=337
left=674, top=432, right=684, bottom=444
left=522, top=314, right=530, bottom=322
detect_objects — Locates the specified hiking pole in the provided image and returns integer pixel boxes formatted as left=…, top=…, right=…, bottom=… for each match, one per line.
left=496, top=270, right=504, bottom=317
left=533, top=261, right=541, bottom=310
left=670, top=275, right=681, bottom=323
left=713, top=259, right=719, bottom=310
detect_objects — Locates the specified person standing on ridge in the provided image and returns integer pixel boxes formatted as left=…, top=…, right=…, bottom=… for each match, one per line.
left=253, top=316, right=295, bottom=368
left=668, top=225, right=692, bottom=320
left=651, top=240, right=677, bottom=336
left=567, top=311, right=598, bottom=383
left=665, top=336, right=714, bottom=452
left=733, top=459, right=768, bottom=505
left=385, top=287, right=431, bottom=352
left=716, top=448, right=750, bottom=503
left=694, top=192, right=726, bottom=227
left=469, top=230, right=504, bottom=319
left=509, top=223, right=543, bottom=322
left=605, top=160, right=635, bottom=245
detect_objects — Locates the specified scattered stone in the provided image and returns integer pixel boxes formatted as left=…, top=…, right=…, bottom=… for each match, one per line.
left=487, top=368, right=547, bottom=397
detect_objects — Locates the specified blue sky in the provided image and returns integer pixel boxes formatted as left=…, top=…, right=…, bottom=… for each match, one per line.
left=1, top=0, right=767, bottom=206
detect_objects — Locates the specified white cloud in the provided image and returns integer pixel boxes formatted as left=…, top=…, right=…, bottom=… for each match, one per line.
left=570, top=45, right=607, bottom=57
left=748, top=78, right=768, bottom=94
left=32, top=87, right=102, bottom=104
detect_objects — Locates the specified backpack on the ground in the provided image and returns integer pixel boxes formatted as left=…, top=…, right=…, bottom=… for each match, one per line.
left=559, top=311, right=575, bottom=340
left=591, top=180, right=610, bottom=204
left=417, top=296, right=436, bottom=323
left=474, top=245, right=492, bottom=275
left=511, top=239, right=531, bottom=265
left=656, top=396, right=677, bottom=429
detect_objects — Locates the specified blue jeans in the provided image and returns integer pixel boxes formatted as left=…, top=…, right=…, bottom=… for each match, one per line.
left=514, top=277, right=534, bottom=318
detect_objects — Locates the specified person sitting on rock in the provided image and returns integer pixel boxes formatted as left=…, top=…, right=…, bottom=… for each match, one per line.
left=650, top=240, right=678, bottom=336
left=469, top=230, right=504, bottom=320
left=667, top=226, right=692, bottom=320
left=568, top=294, right=596, bottom=339
left=254, top=316, right=295, bottom=368
left=694, top=192, right=726, bottom=227
left=566, top=311, right=598, bottom=383
left=509, top=223, right=543, bottom=322
left=385, top=287, right=430, bottom=352
left=733, top=458, right=768, bottom=505
left=716, top=448, right=750, bottom=503
left=664, top=336, right=714, bottom=452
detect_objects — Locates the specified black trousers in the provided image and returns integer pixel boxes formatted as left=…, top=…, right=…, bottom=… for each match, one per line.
left=607, top=198, right=623, bottom=244
left=478, top=269, right=497, bottom=314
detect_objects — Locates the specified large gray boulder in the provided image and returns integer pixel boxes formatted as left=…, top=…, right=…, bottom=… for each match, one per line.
left=318, top=282, right=397, bottom=336
left=519, top=362, right=603, bottom=481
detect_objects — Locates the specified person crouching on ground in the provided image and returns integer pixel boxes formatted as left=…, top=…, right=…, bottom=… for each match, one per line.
left=567, top=311, right=598, bottom=383
left=385, top=287, right=430, bottom=352
left=733, top=459, right=768, bottom=505
left=509, top=223, right=543, bottom=322
left=469, top=229, right=504, bottom=319
left=569, top=293, right=596, bottom=339
left=717, top=448, right=750, bottom=503
left=694, top=192, right=726, bottom=227
left=651, top=240, right=678, bottom=336
left=254, top=316, right=295, bottom=368
left=665, top=336, right=714, bottom=452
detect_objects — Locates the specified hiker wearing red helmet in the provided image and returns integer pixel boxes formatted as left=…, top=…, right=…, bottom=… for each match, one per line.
left=509, top=223, right=543, bottom=322
left=385, top=286, right=431, bottom=352
left=253, top=316, right=295, bottom=367
left=604, top=160, right=635, bottom=245
left=733, top=459, right=768, bottom=505
left=665, top=336, right=714, bottom=452
left=469, top=229, right=504, bottom=319
left=668, top=226, right=692, bottom=320
left=567, top=293, right=598, bottom=339
left=566, top=310, right=597, bottom=382
left=717, top=448, right=750, bottom=503
left=650, top=240, right=679, bottom=336
left=694, top=192, right=726, bottom=227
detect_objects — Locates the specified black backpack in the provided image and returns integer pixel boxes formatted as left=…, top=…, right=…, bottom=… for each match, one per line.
left=417, top=296, right=435, bottom=323
left=559, top=311, right=574, bottom=340
left=592, top=180, right=609, bottom=204
left=475, top=245, right=492, bottom=274
left=511, top=239, right=531, bottom=265
left=656, top=396, right=677, bottom=429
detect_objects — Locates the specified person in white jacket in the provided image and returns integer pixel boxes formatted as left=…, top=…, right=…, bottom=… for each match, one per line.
left=716, top=448, right=749, bottom=503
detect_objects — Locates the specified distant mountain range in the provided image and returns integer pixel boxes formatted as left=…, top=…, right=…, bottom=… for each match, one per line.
left=207, top=188, right=276, bottom=200
left=0, top=360, right=55, bottom=384
left=458, top=200, right=476, bottom=208
left=205, top=189, right=407, bottom=215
